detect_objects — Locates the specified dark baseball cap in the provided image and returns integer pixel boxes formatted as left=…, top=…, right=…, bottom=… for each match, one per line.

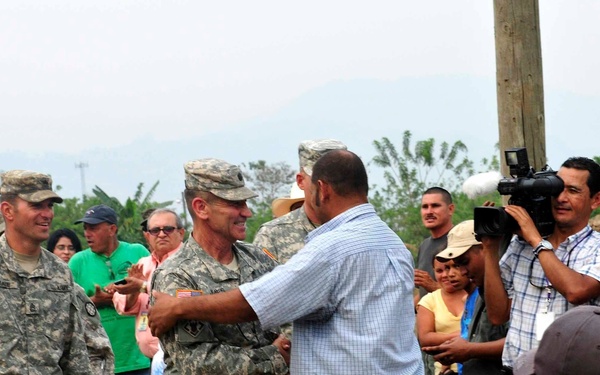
left=74, top=204, right=118, bottom=225
left=514, top=305, right=600, bottom=375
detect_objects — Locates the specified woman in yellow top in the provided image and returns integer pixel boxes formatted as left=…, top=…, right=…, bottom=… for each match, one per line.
left=417, top=257, right=474, bottom=375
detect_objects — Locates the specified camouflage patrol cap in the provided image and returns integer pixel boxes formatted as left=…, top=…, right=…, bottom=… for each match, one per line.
left=0, top=170, right=63, bottom=203
left=298, top=139, right=347, bottom=176
left=184, top=158, right=257, bottom=201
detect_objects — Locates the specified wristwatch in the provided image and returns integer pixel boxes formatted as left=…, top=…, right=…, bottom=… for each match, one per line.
left=140, top=281, right=148, bottom=294
left=533, top=239, right=553, bottom=257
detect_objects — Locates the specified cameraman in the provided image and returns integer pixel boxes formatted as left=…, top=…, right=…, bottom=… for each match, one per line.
left=482, top=157, right=600, bottom=373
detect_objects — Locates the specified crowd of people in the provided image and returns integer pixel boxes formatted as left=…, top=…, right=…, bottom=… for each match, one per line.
left=1, top=140, right=600, bottom=375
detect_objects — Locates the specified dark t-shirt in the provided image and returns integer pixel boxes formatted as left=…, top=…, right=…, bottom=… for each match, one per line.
left=462, top=288, right=508, bottom=375
left=416, top=234, right=448, bottom=297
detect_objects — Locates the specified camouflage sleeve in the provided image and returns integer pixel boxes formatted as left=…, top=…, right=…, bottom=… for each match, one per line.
left=75, top=285, right=115, bottom=375
left=152, top=268, right=288, bottom=375
left=58, top=286, right=93, bottom=374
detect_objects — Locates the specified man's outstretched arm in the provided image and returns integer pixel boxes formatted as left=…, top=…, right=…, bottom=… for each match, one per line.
left=148, top=289, right=258, bottom=337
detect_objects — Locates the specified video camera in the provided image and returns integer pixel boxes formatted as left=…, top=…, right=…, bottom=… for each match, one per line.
left=474, top=147, right=564, bottom=237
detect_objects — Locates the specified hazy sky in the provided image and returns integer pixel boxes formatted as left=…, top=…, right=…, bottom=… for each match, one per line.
left=2, top=1, right=597, bottom=153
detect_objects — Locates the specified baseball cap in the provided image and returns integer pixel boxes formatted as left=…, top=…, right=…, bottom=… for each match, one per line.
left=0, top=170, right=63, bottom=203
left=514, top=305, right=600, bottom=375
left=74, top=204, right=118, bottom=225
left=271, top=182, right=305, bottom=218
left=436, top=220, right=481, bottom=260
left=184, top=158, right=257, bottom=201
left=298, top=139, right=347, bottom=176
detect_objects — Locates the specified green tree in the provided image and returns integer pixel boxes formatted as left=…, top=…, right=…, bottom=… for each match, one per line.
left=241, top=160, right=296, bottom=242
left=370, top=132, right=474, bottom=246
left=91, top=182, right=173, bottom=244
left=369, top=133, right=502, bottom=250
left=51, top=182, right=175, bottom=247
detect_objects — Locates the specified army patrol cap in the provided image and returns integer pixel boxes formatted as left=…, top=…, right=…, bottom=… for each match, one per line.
left=0, top=170, right=63, bottom=203
left=298, top=139, right=347, bottom=176
left=184, top=158, right=257, bottom=201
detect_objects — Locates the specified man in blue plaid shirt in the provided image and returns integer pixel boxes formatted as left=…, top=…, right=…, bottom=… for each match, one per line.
left=482, top=157, right=600, bottom=372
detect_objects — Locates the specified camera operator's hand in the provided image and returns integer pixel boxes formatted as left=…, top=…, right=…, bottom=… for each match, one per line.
left=480, top=235, right=502, bottom=253
left=482, top=200, right=496, bottom=207
left=504, top=205, right=543, bottom=247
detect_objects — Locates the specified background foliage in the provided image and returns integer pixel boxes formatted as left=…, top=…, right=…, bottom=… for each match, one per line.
left=46, top=137, right=599, bottom=257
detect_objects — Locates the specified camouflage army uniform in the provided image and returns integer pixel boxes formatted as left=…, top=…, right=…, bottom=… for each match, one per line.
left=253, top=205, right=317, bottom=264
left=0, top=234, right=91, bottom=374
left=151, top=236, right=288, bottom=375
left=74, top=284, right=115, bottom=375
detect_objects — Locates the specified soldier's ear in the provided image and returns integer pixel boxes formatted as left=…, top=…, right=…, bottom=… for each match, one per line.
left=296, top=172, right=308, bottom=191
left=193, top=197, right=209, bottom=219
left=1, top=201, right=15, bottom=222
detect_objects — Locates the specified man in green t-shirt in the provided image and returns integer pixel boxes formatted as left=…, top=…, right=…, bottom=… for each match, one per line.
left=69, top=204, right=151, bottom=375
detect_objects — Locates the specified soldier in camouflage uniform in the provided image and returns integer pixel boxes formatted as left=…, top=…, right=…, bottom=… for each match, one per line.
left=44, top=227, right=115, bottom=375
left=253, top=139, right=347, bottom=263
left=0, top=170, right=92, bottom=374
left=75, top=284, right=116, bottom=375
left=151, top=158, right=290, bottom=374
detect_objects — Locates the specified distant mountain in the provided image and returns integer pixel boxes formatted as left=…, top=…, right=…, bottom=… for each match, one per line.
left=2, top=75, right=595, bottom=205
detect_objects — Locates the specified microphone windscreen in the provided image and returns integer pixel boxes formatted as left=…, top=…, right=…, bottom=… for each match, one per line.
left=462, top=171, right=503, bottom=199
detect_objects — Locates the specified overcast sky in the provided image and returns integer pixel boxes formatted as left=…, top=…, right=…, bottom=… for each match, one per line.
left=1, top=1, right=599, bottom=197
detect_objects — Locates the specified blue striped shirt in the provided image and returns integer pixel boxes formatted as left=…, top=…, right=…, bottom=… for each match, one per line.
left=240, top=203, right=423, bottom=374
left=500, top=226, right=600, bottom=367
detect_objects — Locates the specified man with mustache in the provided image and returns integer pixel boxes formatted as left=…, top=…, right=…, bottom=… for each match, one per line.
left=483, top=157, right=600, bottom=373
left=415, top=187, right=455, bottom=303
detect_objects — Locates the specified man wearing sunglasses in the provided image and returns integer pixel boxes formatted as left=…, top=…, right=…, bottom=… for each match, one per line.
left=110, top=208, right=184, bottom=364
left=70, top=204, right=151, bottom=375
left=150, top=158, right=290, bottom=375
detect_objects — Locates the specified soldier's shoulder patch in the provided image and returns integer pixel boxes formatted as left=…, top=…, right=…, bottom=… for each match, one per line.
left=85, top=302, right=97, bottom=317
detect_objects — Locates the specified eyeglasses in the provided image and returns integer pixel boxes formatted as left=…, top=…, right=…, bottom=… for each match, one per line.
left=147, top=226, right=180, bottom=236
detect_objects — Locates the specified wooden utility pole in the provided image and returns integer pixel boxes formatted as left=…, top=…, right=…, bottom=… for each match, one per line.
left=494, top=0, right=546, bottom=175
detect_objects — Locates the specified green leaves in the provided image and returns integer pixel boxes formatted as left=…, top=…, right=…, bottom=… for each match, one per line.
left=370, top=134, right=501, bottom=251
left=50, top=181, right=176, bottom=248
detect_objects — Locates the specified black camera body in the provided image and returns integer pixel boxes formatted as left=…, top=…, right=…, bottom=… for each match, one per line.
left=474, top=147, right=564, bottom=237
